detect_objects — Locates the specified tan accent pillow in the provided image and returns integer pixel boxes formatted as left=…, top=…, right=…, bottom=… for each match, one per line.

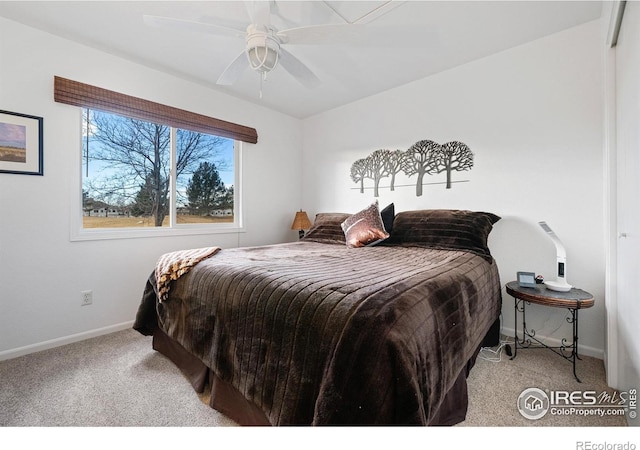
left=341, top=202, right=390, bottom=248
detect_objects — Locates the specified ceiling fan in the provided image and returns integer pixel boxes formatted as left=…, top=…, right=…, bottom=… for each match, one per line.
left=143, top=1, right=406, bottom=92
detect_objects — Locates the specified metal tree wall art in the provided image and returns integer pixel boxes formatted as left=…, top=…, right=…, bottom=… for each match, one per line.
left=439, top=141, right=474, bottom=189
left=350, top=158, right=368, bottom=194
left=386, top=149, right=405, bottom=192
left=402, top=140, right=441, bottom=197
left=349, top=140, right=474, bottom=197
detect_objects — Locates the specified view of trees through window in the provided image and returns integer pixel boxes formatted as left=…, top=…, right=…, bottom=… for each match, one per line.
left=82, top=108, right=235, bottom=228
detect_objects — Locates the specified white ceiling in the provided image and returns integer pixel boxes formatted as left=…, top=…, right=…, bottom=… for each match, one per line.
left=0, top=1, right=603, bottom=119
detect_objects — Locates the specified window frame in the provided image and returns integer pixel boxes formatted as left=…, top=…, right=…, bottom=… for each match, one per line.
left=55, top=76, right=254, bottom=242
left=70, top=109, right=244, bottom=242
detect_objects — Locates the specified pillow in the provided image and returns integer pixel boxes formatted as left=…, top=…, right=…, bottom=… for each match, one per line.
left=341, top=201, right=390, bottom=248
left=380, top=203, right=395, bottom=234
left=302, top=212, right=351, bottom=244
left=385, top=209, right=501, bottom=261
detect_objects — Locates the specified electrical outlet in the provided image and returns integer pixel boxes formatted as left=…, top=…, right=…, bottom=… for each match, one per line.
left=81, top=290, right=93, bottom=306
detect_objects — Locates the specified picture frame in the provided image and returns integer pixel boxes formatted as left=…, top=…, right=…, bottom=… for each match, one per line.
left=0, top=109, right=43, bottom=176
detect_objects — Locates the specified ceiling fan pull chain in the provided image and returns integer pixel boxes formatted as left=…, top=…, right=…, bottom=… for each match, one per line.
left=259, top=74, right=264, bottom=99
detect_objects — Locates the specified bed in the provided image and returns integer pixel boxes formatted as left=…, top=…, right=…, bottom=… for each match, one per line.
left=133, top=207, right=502, bottom=426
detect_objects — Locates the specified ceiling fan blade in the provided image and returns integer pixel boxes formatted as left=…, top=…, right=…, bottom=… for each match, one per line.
left=245, top=1, right=272, bottom=25
left=279, top=23, right=434, bottom=47
left=143, top=14, right=246, bottom=39
left=278, top=24, right=362, bottom=45
left=278, top=48, right=321, bottom=89
left=216, top=51, right=250, bottom=86
left=270, top=0, right=300, bottom=29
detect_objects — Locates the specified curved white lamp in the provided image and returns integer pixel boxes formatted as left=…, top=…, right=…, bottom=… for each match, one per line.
left=538, top=221, right=572, bottom=292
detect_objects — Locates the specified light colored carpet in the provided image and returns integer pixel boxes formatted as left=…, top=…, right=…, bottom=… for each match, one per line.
left=462, top=339, right=627, bottom=427
left=0, top=328, right=236, bottom=427
left=0, top=329, right=627, bottom=428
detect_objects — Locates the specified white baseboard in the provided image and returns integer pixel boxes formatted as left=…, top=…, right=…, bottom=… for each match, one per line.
left=500, top=326, right=604, bottom=360
left=0, top=321, right=135, bottom=362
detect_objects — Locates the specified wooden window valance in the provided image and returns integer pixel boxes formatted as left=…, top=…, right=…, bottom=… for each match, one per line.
left=53, top=76, right=258, bottom=144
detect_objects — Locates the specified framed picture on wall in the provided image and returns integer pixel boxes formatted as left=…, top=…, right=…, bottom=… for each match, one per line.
left=0, top=109, right=43, bottom=176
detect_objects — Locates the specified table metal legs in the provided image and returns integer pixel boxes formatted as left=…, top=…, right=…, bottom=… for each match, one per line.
left=510, top=297, right=582, bottom=382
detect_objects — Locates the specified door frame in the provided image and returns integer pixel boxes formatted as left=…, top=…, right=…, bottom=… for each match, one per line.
left=603, top=0, right=626, bottom=389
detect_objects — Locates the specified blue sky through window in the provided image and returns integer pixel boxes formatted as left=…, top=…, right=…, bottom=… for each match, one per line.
left=82, top=108, right=235, bottom=209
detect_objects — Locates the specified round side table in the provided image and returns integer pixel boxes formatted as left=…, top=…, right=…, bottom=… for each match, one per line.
left=505, top=281, right=594, bottom=382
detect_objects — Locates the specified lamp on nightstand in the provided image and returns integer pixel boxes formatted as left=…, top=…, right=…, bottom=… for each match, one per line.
left=291, top=210, right=311, bottom=239
left=539, top=221, right=572, bottom=292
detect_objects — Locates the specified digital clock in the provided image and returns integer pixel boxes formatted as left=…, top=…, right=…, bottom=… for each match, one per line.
left=517, top=271, right=537, bottom=288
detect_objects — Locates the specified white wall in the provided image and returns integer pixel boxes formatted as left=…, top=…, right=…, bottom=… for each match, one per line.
left=0, top=17, right=302, bottom=358
left=0, top=16, right=610, bottom=363
left=302, top=20, right=606, bottom=357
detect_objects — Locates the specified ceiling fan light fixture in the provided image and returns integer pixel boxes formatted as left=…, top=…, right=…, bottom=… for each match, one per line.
left=246, top=44, right=279, bottom=73
left=245, top=25, right=280, bottom=75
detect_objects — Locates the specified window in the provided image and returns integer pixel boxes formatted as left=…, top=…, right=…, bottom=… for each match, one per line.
left=82, top=108, right=238, bottom=230
left=54, top=76, right=257, bottom=239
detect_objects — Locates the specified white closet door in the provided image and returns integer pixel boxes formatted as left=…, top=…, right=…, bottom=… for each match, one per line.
left=615, top=0, right=640, bottom=417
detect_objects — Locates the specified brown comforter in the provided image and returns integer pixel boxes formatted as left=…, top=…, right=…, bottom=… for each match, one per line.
left=134, top=241, right=501, bottom=425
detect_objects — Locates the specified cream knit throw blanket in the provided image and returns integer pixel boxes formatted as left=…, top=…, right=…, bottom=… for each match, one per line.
left=155, top=246, right=220, bottom=302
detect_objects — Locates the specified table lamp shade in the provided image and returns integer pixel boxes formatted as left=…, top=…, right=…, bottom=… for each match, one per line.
left=291, top=210, right=312, bottom=231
